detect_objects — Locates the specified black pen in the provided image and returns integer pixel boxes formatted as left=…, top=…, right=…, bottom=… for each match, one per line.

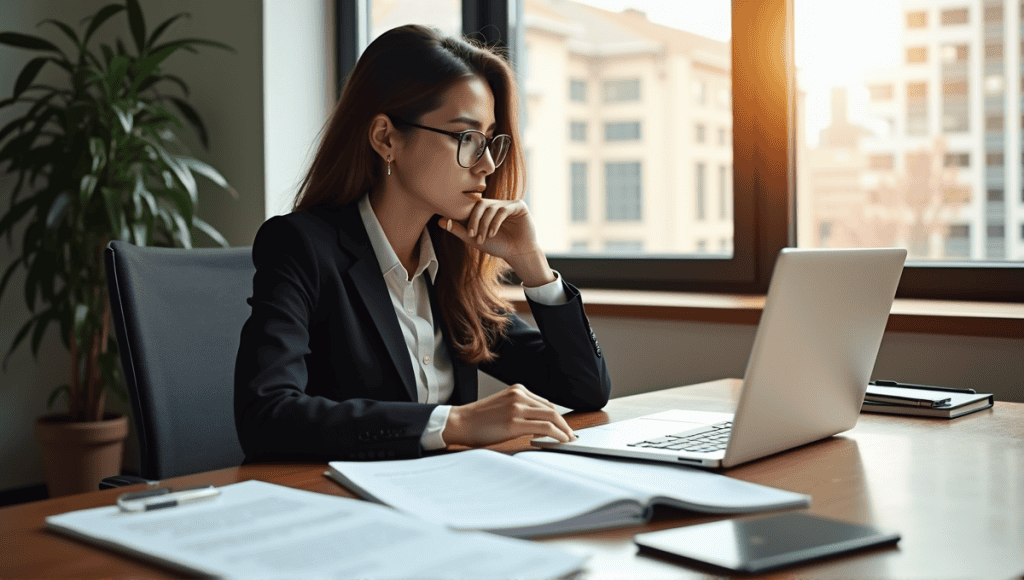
left=870, top=380, right=976, bottom=395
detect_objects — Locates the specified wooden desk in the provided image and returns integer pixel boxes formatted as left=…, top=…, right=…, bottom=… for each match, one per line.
left=3, top=379, right=1022, bottom=579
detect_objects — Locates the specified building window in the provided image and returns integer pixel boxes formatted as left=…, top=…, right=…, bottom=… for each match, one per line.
left=907, top=82, right=927, bottom=135
left=604, top=240, right=643, bottom=253
left=943, top=185, right=971, bottom=203
left=605, top=162, right=642, bottom=221
left=570, top=162, right=588, bottom=222
left=943, top=80, right=969, bottom=132
left=986, top=152, right=1004, bottom=166
left=984, top=75, right=1004, bottom=94
left=603, top=79, right=640, bottom=103
left=985, top=115, right=1004, bottom=132
left=940, top=7, right=968, bottom=25
left=868, top=84, right=894, bottom=100
left=943, top=153, right=969, bottom=168
left=605, top=121, right=641, bottom=141
left=907, top=47, right=928, bottom=63
left=717, top=87, right=731, bottom=109
left=696, top=239, right=707, bottom=252
left=695, top=123, right=706, bottom=143
left=569, top=121, right=587, bottom=142
left=907, top=11, right=927, bottom=27
left=984, top=4, right=1003, bottom=22
left=569, top=79, right=586, bottom=102
left=570, top=240, right=589, bottom=253
left=718, top=164, right=728, bottom=219
left=695, top=162, right=706, bottom=221
left=985, top=42, right=1003, bottom=60
left=942, top=44, right=969, bottom=62
left=692, top=80, right=706, bottom=105
left=987, top=188, right=1004, bottom=202
left=869, top=154, right=895, bottom=170
left=945, top=224, right=970, bottom=257
left=718, top=127, right=726, bottom=145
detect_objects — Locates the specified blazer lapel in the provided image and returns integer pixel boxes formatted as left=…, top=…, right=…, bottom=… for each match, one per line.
left=332, top=202, right=418, bottom=402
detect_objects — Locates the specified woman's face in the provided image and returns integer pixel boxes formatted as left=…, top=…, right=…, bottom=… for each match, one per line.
left=393, top=75, right=498, bottom=221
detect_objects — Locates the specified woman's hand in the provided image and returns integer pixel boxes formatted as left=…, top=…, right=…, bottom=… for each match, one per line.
left=437, top=194, right=540, bottom=263
left=442, top=384, right=577, bottom=447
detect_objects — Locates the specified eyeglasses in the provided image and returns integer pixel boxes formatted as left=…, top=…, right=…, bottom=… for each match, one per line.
left=391, top=117, right=512, bottom=169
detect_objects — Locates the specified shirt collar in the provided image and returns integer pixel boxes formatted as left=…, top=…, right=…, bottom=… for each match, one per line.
left=357, top=193, right=438, bottom=283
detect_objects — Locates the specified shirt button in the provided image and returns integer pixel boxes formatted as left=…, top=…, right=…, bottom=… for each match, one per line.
left=422, top=355, right=431, bottom=365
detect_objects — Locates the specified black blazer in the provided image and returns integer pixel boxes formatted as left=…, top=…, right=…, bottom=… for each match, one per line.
left=234, top=200, right=611, bottom=463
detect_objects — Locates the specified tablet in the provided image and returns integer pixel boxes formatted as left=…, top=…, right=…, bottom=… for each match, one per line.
left=634, top=512, right=900, bottom=574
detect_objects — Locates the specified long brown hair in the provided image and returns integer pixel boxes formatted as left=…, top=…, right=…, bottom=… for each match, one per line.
left=293, top=25, right=523, bottom=365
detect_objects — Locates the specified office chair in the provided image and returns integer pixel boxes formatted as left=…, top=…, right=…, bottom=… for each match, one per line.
left=100, top=241, right=252, bottom=487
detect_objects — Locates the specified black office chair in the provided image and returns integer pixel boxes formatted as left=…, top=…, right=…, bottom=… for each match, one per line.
left=100, top=240, right=252, bottom=487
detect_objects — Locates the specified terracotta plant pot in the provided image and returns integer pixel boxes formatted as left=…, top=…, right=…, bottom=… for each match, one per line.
left=35, top=413, right=129, bottom=497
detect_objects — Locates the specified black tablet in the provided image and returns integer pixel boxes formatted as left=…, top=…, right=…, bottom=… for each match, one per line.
left=634, top=512, right=900, bottom=574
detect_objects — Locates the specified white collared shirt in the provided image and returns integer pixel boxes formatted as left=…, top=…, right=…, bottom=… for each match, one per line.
left=356, top=194, right=566, bottom=450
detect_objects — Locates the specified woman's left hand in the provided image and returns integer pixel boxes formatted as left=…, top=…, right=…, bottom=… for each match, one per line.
left=437, top=193, right=540, bottom=262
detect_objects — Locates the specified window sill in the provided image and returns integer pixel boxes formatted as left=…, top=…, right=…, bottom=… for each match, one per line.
left=503, top=287, right=1024, bottom=339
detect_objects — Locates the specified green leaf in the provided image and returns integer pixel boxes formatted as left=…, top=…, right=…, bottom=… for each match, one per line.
left=107, top=55, right=130, bottom=94
left=156, top=146, right=196, bottom=202
left=82, top=4, right=125, bottom=47
left=125, top=0, right=147, bottom=56
left=46, top=384, right=70, bottom=411
left=89, top=136, right=107, bottom=173
left=113, top=104, right=133, bottom=133
left=13, top=57, right=50, bottom=99
left=167, top=96, right=208, bottom=148
left=38, top=18, right=80, bottom=48
left=127, top=43, right=180, bottom=98
left=99, top=43, right=114, bottom=65
left=45, top=191, right=73, bottom=228
left=132, top=222, right=147, bottom=246
left=2, top=314, right=39, bottom=372
left=149, top=38, right=235, bottom=55
left=192, top=216, right=229, bottom=248
left=178, top=157, right=228, bottom=188
left=116, top=38, right=127, bottom=56
left=0, top=116, right=31, bottom=149
left=134, top=172, right=157, bottom=216
left=146, top=12, right=189, bottom=50
left=0, top=32, right=63, bottom=54
left=159, top=185, right=193, bottom=227
left=79, top=174, right=98, bottom=203
left=0, top=193, right=35, bottom=239
left=101, top=186, right=122, bottom=234
left=0, top=257, right=23, bottom=306
left=171, top=211, right=192, bottom=249
left=30, top=306, right=55, bottom=359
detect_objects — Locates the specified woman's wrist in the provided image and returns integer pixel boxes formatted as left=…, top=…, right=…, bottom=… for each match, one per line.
left=508, top=249, right=555, bottom=287
left=442, top=405, right=464, bottom=447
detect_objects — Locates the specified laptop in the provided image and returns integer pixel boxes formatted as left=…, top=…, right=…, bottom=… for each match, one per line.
left=532, top=247, right=907, bottom=469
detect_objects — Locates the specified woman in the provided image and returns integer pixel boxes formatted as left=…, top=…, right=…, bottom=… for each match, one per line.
left=234, top=24, right=611, bottom=463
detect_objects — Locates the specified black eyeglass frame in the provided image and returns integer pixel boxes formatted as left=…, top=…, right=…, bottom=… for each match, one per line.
left=390, top=117, right=511, bottom=168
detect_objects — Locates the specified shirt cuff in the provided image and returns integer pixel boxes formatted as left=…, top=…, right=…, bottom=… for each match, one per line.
left=420, top=405, right=451, bottom=451
left=522, top=269, right=567, bottom=305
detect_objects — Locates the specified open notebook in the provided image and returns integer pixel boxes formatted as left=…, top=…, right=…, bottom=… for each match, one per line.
left=327, top=449, right=810, bottom=538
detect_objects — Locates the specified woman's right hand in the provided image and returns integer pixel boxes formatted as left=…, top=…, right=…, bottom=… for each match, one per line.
left=443, top=384, right=577, bottom=447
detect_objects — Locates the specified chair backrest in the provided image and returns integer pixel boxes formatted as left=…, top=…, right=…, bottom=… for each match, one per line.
left=105, top=240, right=252, bottom=480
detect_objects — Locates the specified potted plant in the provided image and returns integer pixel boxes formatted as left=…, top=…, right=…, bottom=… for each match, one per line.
left=0, top=0, right=236, bottom=496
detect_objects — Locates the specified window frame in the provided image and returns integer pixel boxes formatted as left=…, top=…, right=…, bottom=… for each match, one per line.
left=338, top=0, right=1024, bottom=301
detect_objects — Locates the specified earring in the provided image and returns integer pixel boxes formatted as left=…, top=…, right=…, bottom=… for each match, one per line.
left=387, top=156, right=392, bottom=176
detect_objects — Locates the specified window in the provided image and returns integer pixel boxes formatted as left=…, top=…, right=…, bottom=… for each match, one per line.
left=605, top=162, right=642, bottom=221
left=719, top=165, right=728, bottom=219
left=569, top=79, right=587, bottom=102
left=695, top=162, right=706, bottom=221
left=943, top=80, right=969, bottom=132
left=719, top=127, right=726, bottom=145
left=984, top=4, right=1003, bottom=22
left=940, top=7, right=968, bottom=25
left=569, top=121, right=587, bottom=142
left=986, top=152, right=1004, bottom=166
left=571, top=162, right=588, bottom=222
left=907, top=11, right=926, bottom=28
left=717, top=87, right=731, bottom=109
left=868, top=84, right=893, bottom=100
left=985, top=115, right=1004, bottom=132
left=570, top=240, right=589, bottom=253
left=337, top=0, right=1021, bottom=299
left=985, top=42, right=1003, bottom=60
left=941, top=44, right=968, bottom=62
left=603, top=79, right=640, bottom=103
left=604, top=240, right=643, bottom=253
left=906, top=82, right=927, bottom=135
left=945, top=224, right=970, bottom=258
left=696, top=239, right=707, bottom=252
left=870, top=154, right=895, bottom=170
left=943, top=185, right=971, bottom=203
left=943, top=153, right=969, bottom=168
left=695, top=124, right=706, bottom=143
left=984, top=75, right=1004, bottom=94
left=692, top=80, right=706, bottom=105
left=605, top=122, right=641, bottom=141
left=987, top=188, right=1004, bottom=202
left=907, top=47, right=927, bottom=63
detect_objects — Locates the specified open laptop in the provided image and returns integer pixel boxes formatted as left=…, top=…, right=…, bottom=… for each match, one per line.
left=532, top=247, right=907, bottom=469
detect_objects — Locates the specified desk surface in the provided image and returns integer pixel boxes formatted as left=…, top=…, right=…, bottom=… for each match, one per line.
left=3, top=379, right=1022, bottom=579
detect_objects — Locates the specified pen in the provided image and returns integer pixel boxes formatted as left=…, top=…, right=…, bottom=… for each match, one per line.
left=117, top=485, right=221, bottom=512
left=870, top=380, right=976, bottom=395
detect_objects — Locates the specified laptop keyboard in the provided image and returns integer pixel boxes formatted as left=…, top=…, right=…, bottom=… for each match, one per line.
left=626, top=421, right=733, bottom=452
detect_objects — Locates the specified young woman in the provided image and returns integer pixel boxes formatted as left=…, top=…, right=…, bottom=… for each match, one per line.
left=234, top=24, right=611, bottom=463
